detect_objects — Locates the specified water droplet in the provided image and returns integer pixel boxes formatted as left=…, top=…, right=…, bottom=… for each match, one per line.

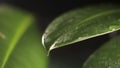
left=109, top=26, right=117, bottom=31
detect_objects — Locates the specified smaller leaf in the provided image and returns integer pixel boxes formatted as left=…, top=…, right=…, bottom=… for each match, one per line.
left=83, top=35, right=120, bottom=68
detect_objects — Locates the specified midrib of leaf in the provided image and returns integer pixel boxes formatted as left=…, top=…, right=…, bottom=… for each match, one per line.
left=1, top=15, right=33, bottom=68
left=49, top=9, right=120, bottom=51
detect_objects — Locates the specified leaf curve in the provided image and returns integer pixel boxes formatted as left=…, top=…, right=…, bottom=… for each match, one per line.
left=42, top=4, right=120, bottom=52
left=0, top=5, right=47, bottom=68
left=83, top=35, right=120, bottom=68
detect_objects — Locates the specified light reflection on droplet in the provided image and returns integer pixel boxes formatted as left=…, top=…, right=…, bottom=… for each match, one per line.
left=109, top=26, right=117, bottom=31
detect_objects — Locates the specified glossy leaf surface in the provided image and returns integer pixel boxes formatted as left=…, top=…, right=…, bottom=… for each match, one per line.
left=0, top=5, right=47, bottom=68
left=42, top=5, right=120, bottom=51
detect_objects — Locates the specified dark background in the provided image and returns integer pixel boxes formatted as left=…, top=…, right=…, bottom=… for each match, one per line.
left=0, top=0, right=119, bottom=68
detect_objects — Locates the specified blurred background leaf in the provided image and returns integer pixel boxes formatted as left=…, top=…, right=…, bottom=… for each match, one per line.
left=0, top=5, right=47, bottom=68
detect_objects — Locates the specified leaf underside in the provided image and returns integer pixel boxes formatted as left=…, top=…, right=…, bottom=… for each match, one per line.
left=42, top=4, right=120, bottom=52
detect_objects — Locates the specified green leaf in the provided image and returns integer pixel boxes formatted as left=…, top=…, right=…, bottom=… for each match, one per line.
left=42, top=4, right=120, bottom=52
left=83, top=35, right=120, bottom=68
left=0, top=5, right=47, bottom=68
